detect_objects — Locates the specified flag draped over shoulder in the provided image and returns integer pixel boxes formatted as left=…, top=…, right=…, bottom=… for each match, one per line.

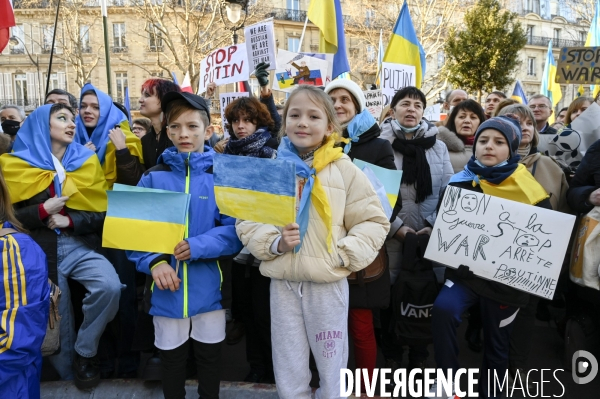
left=541, top=40, right=562, bottom=111
left=75, top=83, right=143, bottom=188
left=307, top=0, right=350, bottom=79
left=103, top=184, right=190, bottom=254
left=511, top=80, right=528, bottom=104
left=383, top=1, right=427, bottom=89
left=586, top=0, right=600, bottom=98
left=0, top=105, right=108, bottom=212
left=213, top=154, right=296, bottom=227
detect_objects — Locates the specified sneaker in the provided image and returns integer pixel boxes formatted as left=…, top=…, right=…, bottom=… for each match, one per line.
left=73, top=354, right=100, bottom=390
left=142, top=351, right=162, bottom=381
left=425, top=378, right=460, bottom=399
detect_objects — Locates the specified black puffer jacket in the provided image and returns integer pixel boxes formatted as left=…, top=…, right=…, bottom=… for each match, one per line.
left=343, top=121, right=396, bottom=309
left=442, top=181, right=552, bottom=308
left=141, top=126, right=172, bottom=169
left=567, top=139, right=600, bottom=214
left=14, top=189, right=106, bottom=283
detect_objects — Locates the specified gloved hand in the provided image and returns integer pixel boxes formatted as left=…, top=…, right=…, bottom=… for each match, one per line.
left=255, top=62, right=270, bottom=87
left=455, top=265, right=475, bottom=280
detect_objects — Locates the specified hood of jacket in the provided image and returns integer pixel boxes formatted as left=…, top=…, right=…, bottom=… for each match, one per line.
left=157, top=146, right=214, bottom=174
left=437, top=126, right=467, bottom=153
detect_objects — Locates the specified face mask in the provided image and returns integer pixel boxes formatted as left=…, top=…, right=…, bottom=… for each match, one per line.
left=1, top=120, right=20, bottom=136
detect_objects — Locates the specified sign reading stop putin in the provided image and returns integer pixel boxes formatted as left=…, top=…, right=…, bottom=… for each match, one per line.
left=199, top=43, right=250, bottom=93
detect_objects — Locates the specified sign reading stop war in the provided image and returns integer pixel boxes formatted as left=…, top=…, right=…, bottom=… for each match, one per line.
left=199, top=43, right=250, bottom=94
left=424, top=186, right=576, bottom=299
left=556, top=47, right=600, bottom=85
left=381, top=62, right=416, bottom=106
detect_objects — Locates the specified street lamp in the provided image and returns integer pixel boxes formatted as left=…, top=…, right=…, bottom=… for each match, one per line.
left=219, top=0, right=249, bottom=45
left=9, top=36, right=44, bottom=106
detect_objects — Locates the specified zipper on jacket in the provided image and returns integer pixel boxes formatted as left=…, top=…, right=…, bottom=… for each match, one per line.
left=217, top=260, right=223, bottom=291
left=183, top=152, right=191, bottom=318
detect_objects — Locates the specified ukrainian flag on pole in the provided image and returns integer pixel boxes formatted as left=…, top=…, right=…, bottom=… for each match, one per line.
left=213, top=154, right=296, bottom=226
left=511, top=80, right=528, bottom=104
left=586, top=0, right=600, bottom=98
left=307, top=0, right=350, bottom=79
left=103, top=184, right=190, bottom=254
left=541, top=40, right=562, bottom=121
left=383, top=1, right=426, bottom=89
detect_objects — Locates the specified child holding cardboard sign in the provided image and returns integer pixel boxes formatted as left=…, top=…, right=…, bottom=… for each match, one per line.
left=426, top=116, right=552, bottom=399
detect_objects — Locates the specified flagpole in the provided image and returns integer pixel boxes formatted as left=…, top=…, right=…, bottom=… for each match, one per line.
left=101, top=0, right=113, bottom=96
left=298, top=15, right=309, bottom=52
left=45, top=0, right=61, bottom=97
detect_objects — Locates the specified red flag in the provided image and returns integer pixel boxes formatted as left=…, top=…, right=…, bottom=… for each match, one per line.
left=0, top=0, right=16, bottom=53
left=180, top=72, right=193, bottom=93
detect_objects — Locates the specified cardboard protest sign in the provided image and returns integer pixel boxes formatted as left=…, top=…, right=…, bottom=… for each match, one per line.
left=219, top=92, right=250, bottom=139
left=425, top=186, right=576, bottom=299
left=244, top=19, right=276, bottom=71
left=556, top=47, right=600, bottom=85
left=364, top=90, right=383, bottom=119
left=199, top=43, right=249, bottom=94
left=571, top=102, right=600, bottom=157
left=300, top=52, right=334, bottom=85
left=381, top=62, right=416, bottom=106
left=272, top=49, right=329, bottom=92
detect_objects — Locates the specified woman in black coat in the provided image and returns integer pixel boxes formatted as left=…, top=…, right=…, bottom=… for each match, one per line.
left=325, top=79, right=395, bottom=386
left=567, top=138, right=600, bottom=213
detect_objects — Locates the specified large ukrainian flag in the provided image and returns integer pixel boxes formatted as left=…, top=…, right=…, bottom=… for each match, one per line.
left=586, top=0, right=600, bottom=98
left=383, top=1, right=426, bottom=89
left=541, top=40, right=562, bottom=123
left=353, top=159, right=402, bottom=210
left=102, top=184, right=190, bottom=254
left=213, top=154, right=296, bottom=226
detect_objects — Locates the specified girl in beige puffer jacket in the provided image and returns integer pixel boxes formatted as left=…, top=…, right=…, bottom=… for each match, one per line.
left=236, top=86, right=390, bottom=399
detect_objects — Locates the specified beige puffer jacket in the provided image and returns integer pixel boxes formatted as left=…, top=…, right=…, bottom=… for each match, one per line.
left=236, top=155, right=390, bottom=283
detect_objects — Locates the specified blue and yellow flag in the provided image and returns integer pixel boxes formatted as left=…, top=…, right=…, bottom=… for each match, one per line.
left=383, top=1, right=426, bottom=89
left=540, top=40, right=562, bottom=111
left=0, top=104, right=108, bottom=212
left=586, top=0, right=600, bottom=98
left=213, top=154, right=296, bottom=227
left=307, top=0, right=350, bottom=79
left=353, top=159, right=403, bottom=210
left=103, top=184, right=190, bottom=254
left=75, top=83, right=143, bottom=188
left=511, top=80, right=528, bottom=104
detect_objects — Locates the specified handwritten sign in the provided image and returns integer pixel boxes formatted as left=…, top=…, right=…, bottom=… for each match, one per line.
left=556, top=47, right=600, bottom=85
left=272, top=49, right=330, bottom=92
left=244, top=19, right=276, bottom=71
left=424, top=103, right=442, bottom=122
left=301, top=52, right=334, bottom=84
left=219, top=92, right=250, bottom=139
left=199, top=43, right=250, bottom=94
left=425, top=186, right=576, bottom=299
left=364, top=90, right=383, bottom=119
left=381, top=62, right=416, bottom=106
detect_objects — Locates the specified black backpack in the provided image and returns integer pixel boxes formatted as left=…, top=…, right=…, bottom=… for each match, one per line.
left=392, top=233, right=439, bottom=346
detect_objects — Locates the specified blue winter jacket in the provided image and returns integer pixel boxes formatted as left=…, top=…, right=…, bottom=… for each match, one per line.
left=127, top=146, right=243, bottom=319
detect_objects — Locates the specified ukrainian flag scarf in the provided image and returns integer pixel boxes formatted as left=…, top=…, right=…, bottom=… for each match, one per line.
left=75, top=83, right=143, bottom=188
left=278, top=134, right=347, bottom=252
left=450, top=156, right=548, bottom=205
left=0, top=105, right=108, bottom=213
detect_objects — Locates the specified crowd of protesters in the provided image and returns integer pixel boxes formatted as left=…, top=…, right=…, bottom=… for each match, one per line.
left=1, top=72, right=600, bottom=399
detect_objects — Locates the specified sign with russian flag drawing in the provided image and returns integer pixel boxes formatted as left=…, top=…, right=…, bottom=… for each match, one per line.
left=213, top=154, right=296, bottom=226
left=272, top=49, right=329, bottom=92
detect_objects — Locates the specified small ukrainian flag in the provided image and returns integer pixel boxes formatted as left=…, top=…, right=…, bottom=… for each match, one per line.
left=213, top=154, right=296, bottom=226
left=103, top=184, right=190, bottom=254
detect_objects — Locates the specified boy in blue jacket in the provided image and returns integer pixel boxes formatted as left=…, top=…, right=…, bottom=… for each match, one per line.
left=127, top=92, right=242, bottom=399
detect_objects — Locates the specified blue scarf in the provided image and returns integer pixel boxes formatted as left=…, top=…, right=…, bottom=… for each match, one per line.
left=75, top=83, right=128, bottom=165
left=449, top=155, right=521, bottom=185
left=344, top=109, right=376, bottom=154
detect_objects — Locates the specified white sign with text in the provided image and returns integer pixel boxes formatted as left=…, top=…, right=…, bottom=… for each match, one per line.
left=381, top=62, right=416, bottom=106
left=219, top=92, right=250, bottom=139
left=199, top=43, right=250, bottom=94
left=244, top=19, right=276, bottom=71
left=364, top=90, right=383, bottom=119
left=425, top=186, right=576, bottom=299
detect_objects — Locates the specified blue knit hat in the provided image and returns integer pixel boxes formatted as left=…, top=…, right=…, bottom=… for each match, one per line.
left=473, top=115, right=522, bottom=158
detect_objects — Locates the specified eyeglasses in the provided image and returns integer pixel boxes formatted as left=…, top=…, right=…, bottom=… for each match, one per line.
left=529, top=104, right=548, bottom=110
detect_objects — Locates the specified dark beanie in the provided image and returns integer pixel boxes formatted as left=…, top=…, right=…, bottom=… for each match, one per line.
left=473, top=115, right=522, bottom=158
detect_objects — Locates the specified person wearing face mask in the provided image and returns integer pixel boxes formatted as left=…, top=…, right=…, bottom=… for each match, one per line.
left=437, top=100, right=486, bottom=173
left=380, top=87, right=453, bottom=373
left=0, top=105, right=25, bottom=142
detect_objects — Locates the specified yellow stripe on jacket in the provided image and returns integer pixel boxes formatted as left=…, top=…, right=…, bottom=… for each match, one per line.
left=0, top=154, right=108, bottom=212
left=0, top=236, right=27, bottom=353
left=103, top=120, right=144, bottom=189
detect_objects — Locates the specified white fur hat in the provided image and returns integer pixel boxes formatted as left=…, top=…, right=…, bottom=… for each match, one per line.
left=324, top=79, right=366, bottom=113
